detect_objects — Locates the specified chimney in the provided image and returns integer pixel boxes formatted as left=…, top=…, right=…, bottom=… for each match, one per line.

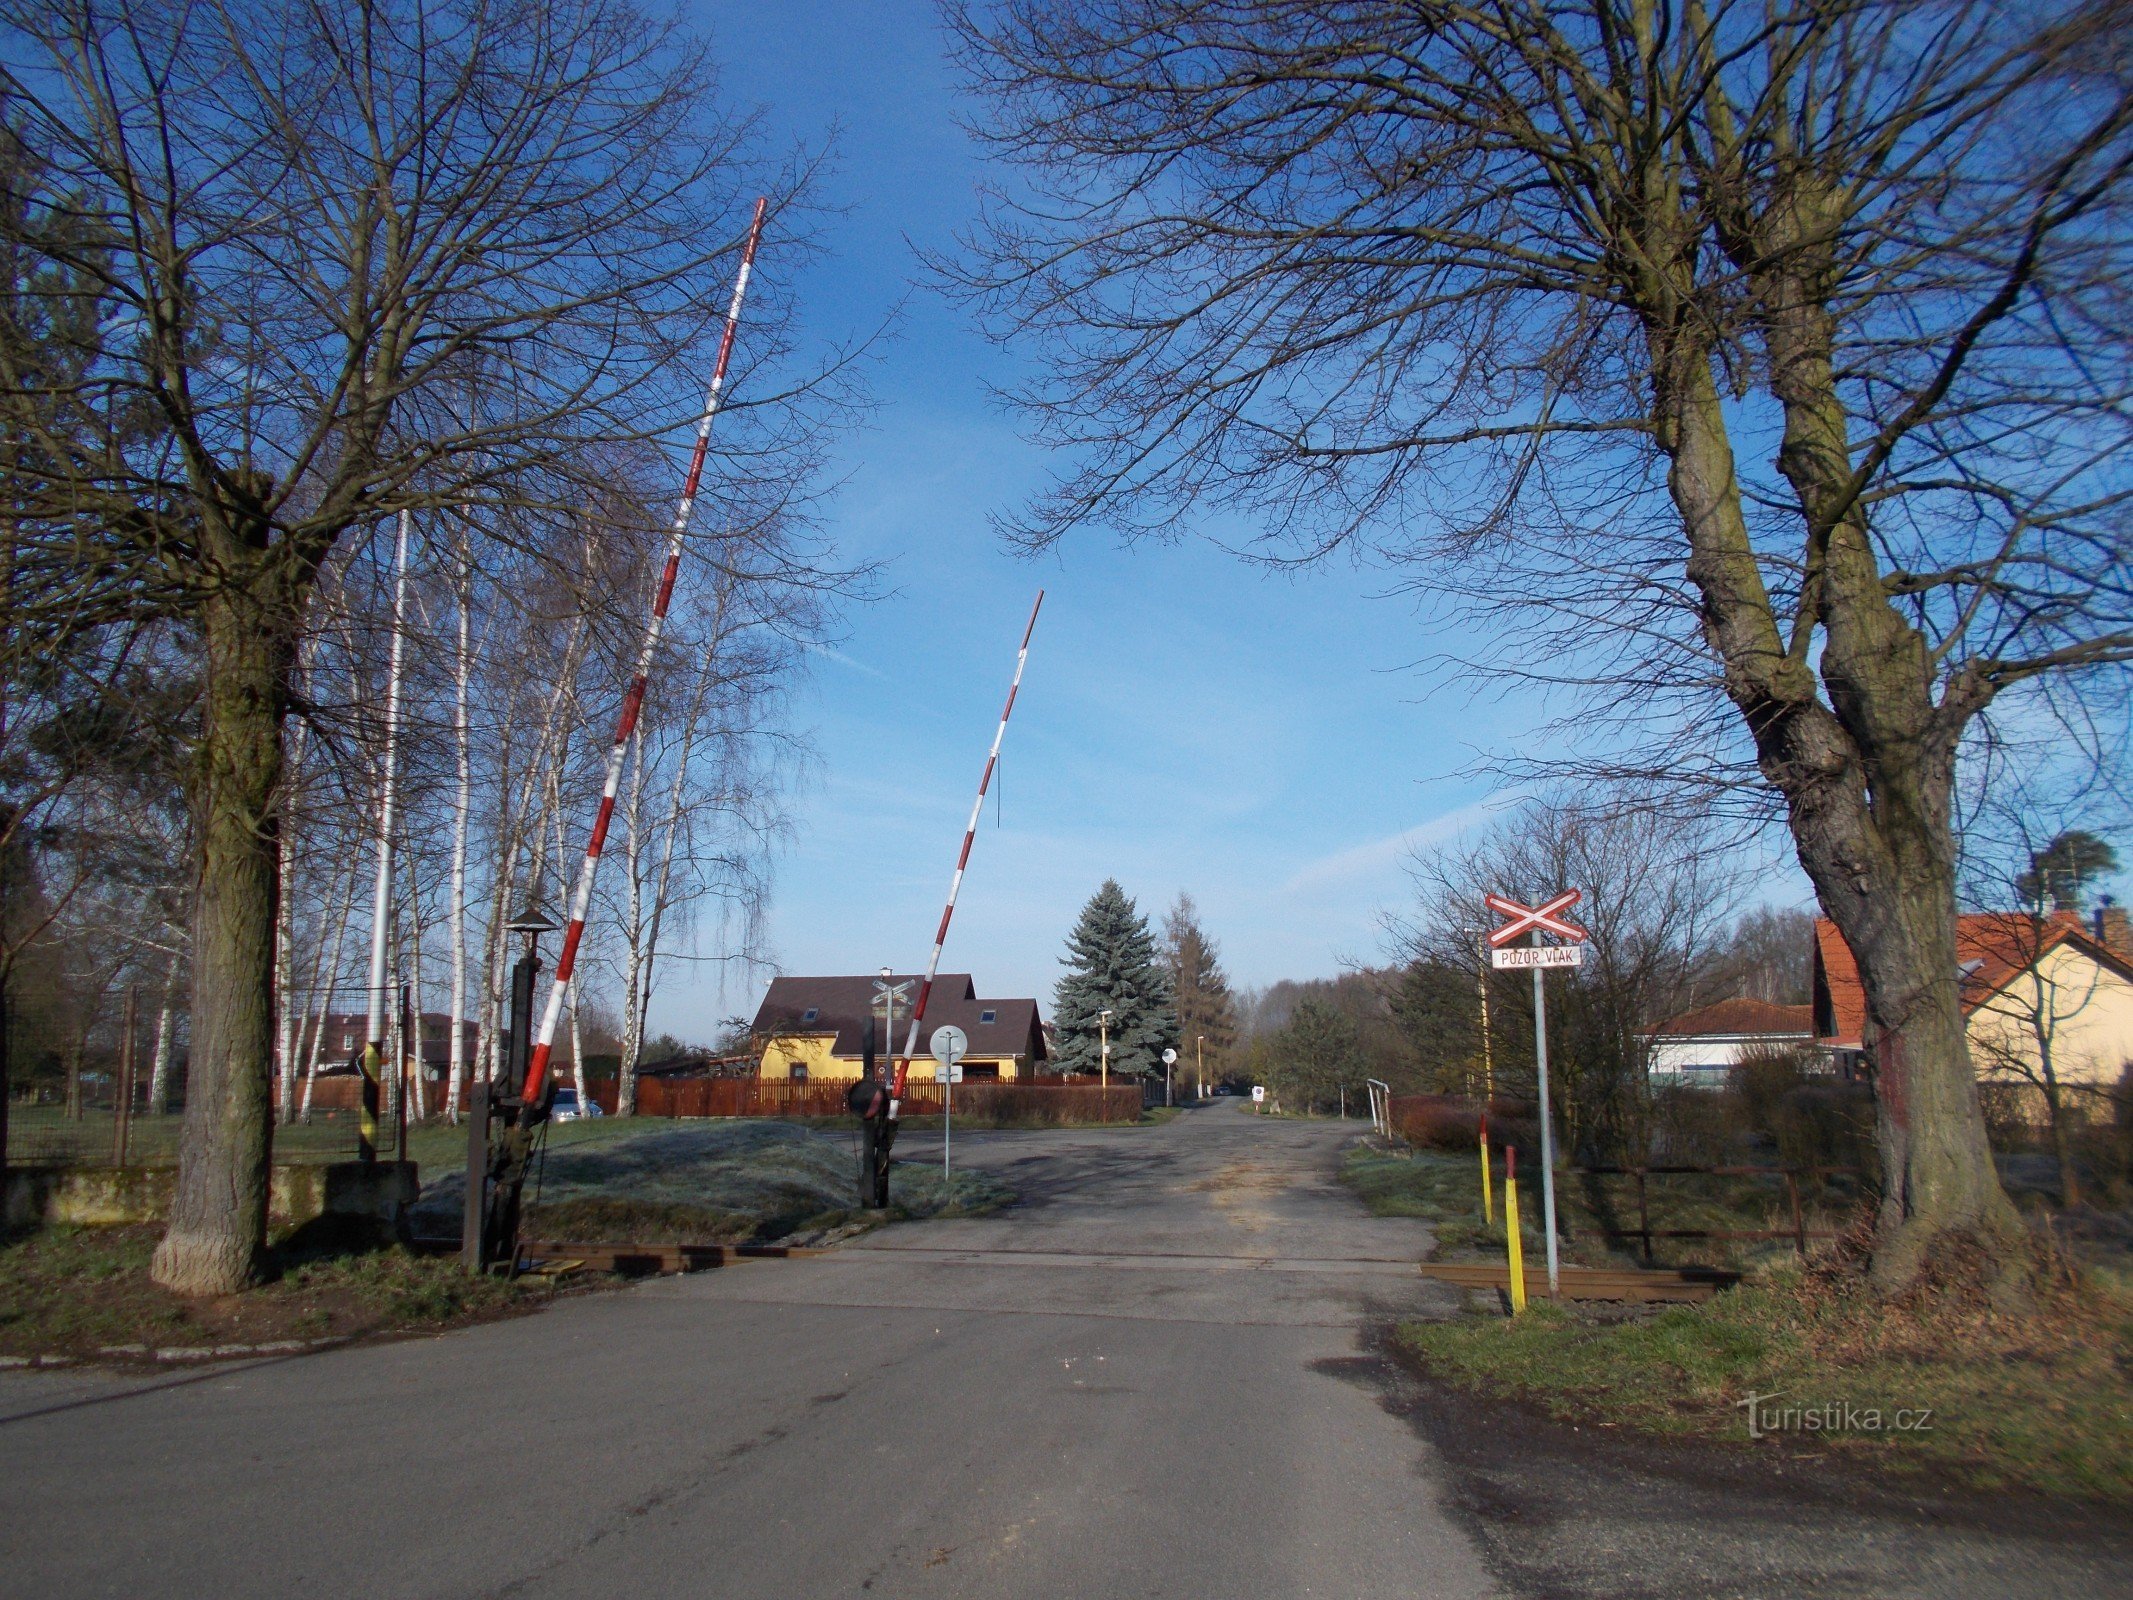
left=2096, top=901, right=2132, bottom=961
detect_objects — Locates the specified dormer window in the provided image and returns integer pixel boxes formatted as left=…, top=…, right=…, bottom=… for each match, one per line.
left=979, top=1009, right=997, bottom=1024
left=801, top=1007, right=819, bottom=1023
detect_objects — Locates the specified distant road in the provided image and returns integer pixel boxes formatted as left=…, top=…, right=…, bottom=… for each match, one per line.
left=5, top=1102, right=2126, bottom=1597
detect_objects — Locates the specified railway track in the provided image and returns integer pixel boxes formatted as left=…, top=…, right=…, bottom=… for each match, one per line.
left=1418, top=1260, right=1739, bottom=1303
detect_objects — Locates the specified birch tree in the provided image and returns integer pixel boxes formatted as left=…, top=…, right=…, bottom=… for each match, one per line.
left=0, top=0, right=829, bottom=1292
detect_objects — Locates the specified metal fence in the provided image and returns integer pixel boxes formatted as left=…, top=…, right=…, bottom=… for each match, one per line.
left=1572, top=1163, right=1872, bottom=1261
left=5, top=1105, right=368, bottom=1170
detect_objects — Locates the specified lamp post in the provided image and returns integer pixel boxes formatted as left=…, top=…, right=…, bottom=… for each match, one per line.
left=1099, top=1008, right=1111, bottom=1090
left=504, top=900, right=557, bottom=1098
left=1195, top=1034, right=1205, bottom=1099
left=465, top=896, right=554, bottom=1274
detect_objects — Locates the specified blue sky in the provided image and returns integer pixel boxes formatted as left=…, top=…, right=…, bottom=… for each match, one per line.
left=624, top=2, right=2133, bottom=1043
left=652, top=2, right=1587, bottom=1035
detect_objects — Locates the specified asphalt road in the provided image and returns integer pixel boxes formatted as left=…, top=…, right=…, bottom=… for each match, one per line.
left=5, top=1101, right=2128, bottom=1598
left=0, top=1101, right=1495, bottom=1599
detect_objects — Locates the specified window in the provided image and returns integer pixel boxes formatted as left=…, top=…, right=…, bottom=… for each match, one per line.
left=801, top=1007, right=820, bottom=1023
left=979, top=1009, right=997, bottom=1025
left=791, top=1064, right=809, bottom=1082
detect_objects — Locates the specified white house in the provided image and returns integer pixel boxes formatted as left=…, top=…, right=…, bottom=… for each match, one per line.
left=1645, top=998, right=1815, bottom=1088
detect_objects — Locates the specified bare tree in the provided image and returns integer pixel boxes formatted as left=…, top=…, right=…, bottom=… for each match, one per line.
left=945, top=0, right=2133, bottom=1293
left=1399, top=788, right=1742, bottom=1160
left=0, top=0, right=840, bottom=1292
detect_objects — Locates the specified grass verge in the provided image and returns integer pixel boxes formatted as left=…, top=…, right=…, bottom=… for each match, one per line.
left=0, top=1223, right=550, bottom=1364
left=1399, top=1234, right=2133, bottom=1502
left=410, top=1119, right=1013, bottom=1247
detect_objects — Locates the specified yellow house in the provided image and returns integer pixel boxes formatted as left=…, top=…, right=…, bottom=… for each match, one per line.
left=1815, top=911, right=2133, bottom=1119
left=750, top=974, right=1048, bottom=1083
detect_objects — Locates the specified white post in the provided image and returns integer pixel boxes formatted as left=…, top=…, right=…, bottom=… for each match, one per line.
left=944, top=1064, right=951, bottom=1181
left=1531, top=932, right=1561, bottom=1297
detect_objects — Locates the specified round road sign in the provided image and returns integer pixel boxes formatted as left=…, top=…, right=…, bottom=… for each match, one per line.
left=929, top=1024, right=969, bottom=1067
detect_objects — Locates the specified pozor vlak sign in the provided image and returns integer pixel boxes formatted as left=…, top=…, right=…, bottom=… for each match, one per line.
left=1483, top=889, right=1589, bottom=1297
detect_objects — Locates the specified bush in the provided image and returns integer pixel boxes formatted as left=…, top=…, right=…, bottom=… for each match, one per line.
left=1649, top=1082, right=1735, bottom=1164
left=1726, top=1047, right=1875, bottom=1172
left=1389, top=1094, right=1538, bottom=1158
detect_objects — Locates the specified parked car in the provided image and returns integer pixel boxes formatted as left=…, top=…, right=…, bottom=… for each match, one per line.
left=550, top=1087, right=603, bottom=1121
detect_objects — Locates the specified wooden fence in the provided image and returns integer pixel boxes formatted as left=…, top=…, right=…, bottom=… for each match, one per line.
left=587, top=1077, right=1143, bottom=1125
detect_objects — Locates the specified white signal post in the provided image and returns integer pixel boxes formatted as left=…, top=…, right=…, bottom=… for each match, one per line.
left=930, top=1024, right=967, bottom=1180
left=1485, top=889, right=1589, bottom=1298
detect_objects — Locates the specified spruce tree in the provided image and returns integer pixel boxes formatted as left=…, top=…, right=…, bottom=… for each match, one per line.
left=1274, top=997, right=1366, bottom=1114
left=1053, top=879, right=1173, bottom=1078
left=1163, top=893, right=1237, bottom=1089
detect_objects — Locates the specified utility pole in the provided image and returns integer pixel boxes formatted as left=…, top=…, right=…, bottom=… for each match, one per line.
left=1476, top=932, right=1493, bottom=1103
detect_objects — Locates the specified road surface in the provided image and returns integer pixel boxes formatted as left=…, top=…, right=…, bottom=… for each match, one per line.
left=4, top=1101, right=2127, bottom=1597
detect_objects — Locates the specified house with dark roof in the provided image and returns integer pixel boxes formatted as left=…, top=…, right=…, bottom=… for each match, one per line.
left=749, top=975, right=1047, bottom=1082
left=1813, top=911, right=2133, bottom=1116
left=1644, top=998, right=1816, bottom=1088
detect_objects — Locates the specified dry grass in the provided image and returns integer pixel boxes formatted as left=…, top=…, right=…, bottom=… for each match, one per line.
left=1401, top=1223, right=2133, bottom=1502
left=0, top=1223, right=545, bottom=1363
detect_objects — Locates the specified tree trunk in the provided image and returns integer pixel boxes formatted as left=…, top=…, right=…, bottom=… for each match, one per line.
left=447, top=532, right=472, bottom=1122
left=407, top=866, right=428, bottom=1123
left=2036, top=1026, right=2079, bottom=1210
left=300, top=854, right=360, bottom=1123
left=148, top=941, right=182, bottom=1113
left=1657, top=325, right=2021, bottom=1296
left=153, top=578, right=293, bottom=1296
left=1823, top=856, right=2018, bottom=1291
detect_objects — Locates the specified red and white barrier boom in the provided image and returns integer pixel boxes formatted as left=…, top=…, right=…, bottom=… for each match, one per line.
left=887, top=591, right=1045, bottom=1116
left=520, top=197, right=768, bottom=1110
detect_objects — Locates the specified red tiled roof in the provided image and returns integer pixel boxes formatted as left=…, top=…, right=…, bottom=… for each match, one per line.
left=1813, top=913, right=2132, bottom=1048
left=1650, top=998, right=1813, bottom=1039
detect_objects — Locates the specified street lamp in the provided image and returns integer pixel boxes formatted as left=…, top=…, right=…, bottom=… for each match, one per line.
left=1196, top=1034, right=1205, bottom=1100
left=503, top=897, right=557, bottom=1098
left=1098, top=1008, right=1112, bottom=1090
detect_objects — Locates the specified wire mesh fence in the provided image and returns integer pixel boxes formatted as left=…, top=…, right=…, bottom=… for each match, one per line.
left=5, top=1104, right=369, bottom=1169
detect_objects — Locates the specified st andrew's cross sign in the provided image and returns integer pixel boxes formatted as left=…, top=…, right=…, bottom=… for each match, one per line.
left=1482, top=886, right=1587, bottom=1300
left=1483, top=889, right=1588, bottom=947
